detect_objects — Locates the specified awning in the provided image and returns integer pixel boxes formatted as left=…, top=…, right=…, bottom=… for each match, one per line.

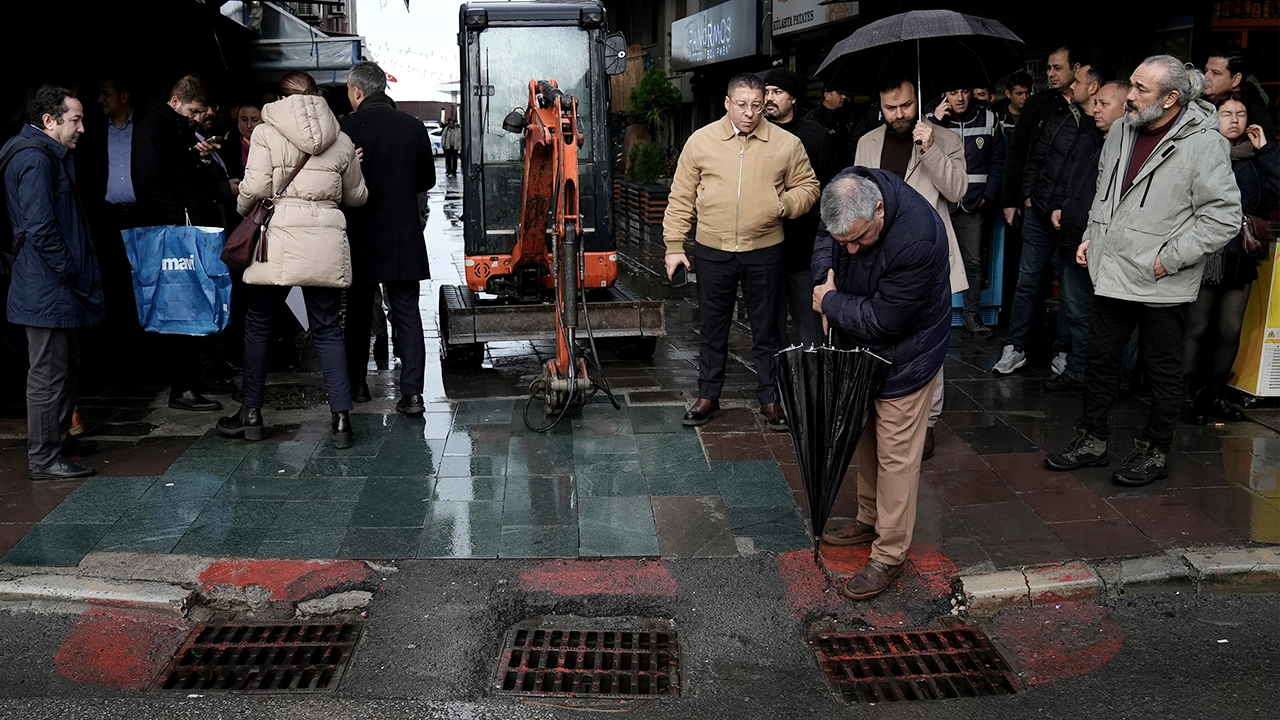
left=221, top=1, right=365, bottom=85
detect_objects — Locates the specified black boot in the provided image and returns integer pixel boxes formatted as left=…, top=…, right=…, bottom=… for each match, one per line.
left=216, top=406, right=265, bottom=441
left=1205, top=374, right=1246, bottom=422
left=1180, top=375, right=1206, bottom=426
left=332, top=411, right=354, bottom=450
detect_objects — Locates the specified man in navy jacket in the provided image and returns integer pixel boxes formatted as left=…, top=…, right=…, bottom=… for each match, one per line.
left=810, top=167, right=951, bottom=600
left=1, top=87, right=104, bottom=480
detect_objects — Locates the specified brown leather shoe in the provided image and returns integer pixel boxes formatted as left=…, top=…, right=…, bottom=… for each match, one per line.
left=682, top=398, right=720, bottom=427
left=821, top=519, right=878, bottom=546
left=841, top=559, right=906, bottom=601
left=760, top=403, right=788, bottom=432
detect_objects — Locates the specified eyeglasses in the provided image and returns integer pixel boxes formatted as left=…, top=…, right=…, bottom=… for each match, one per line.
left=731, top=100, right=764, bottom=112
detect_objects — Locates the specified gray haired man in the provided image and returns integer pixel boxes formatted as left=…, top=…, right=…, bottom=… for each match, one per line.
left=1045, top=56, right=1242, bottom=486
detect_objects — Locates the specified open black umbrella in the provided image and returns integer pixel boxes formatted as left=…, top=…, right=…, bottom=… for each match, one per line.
left=776, top=343, right=890, bottom=562
left=816, top=10, right=1024, bottom=109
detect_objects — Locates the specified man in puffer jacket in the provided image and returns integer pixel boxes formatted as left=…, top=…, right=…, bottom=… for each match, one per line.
left=1044, top=56, right=1241, bottom=487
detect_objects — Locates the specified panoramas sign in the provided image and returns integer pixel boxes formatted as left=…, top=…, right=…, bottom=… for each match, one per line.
left=671, top=0, right=757, bottom=70
left=771, top=0, right=860, bottom=37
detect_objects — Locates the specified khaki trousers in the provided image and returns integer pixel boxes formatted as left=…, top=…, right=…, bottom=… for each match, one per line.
left=854, top=372, right=935, bottom=565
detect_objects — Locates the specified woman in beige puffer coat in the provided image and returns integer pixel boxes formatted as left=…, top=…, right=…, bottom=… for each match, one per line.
left=217, top=72, right=367, bottom=450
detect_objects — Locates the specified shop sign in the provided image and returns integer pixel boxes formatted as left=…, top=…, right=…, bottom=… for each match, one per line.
left=771, top=0, right=859, bottom=37
left=671, top=0, right=757, bottom=70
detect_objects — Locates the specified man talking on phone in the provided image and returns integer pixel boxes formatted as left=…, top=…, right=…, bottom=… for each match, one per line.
left=663, top=73, right=819, bottom=432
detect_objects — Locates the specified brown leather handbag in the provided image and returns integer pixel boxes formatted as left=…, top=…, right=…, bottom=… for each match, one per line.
left=221, top=153, right=310, bottom=271
left=1241, top=215, right=1275, bottom=261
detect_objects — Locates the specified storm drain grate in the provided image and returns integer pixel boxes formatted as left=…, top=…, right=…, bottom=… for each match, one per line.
left=496, top=620, right=680, bottom=697
left=812, top=625, right=1018, bottom=703
left=152, top=619, right=363, bottom=693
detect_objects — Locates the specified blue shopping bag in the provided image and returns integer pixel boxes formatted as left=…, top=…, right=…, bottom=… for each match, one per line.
left=121, top=225, right=232, bottom=335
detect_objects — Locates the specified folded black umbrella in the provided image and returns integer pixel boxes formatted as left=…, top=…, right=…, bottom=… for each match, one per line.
left=817, top=10, right=1024, bottom=104
left=776, top=343, right=890, bottom=562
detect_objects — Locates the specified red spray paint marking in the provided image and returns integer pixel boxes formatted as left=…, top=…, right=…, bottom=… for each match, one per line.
left=516, top=559, right=678, bottom=597
left=198, top=559, right=371, bottom=603
left=55, top=607, right=189, bottom=690
left=778, top=544, right=959, bottom=624
left=988, top=601, right=1123, bottom=685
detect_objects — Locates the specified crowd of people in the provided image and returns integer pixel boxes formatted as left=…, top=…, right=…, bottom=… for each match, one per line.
left=1, top=61, right=437, bottom=480
left=662, top=47, right=1276, bottom=600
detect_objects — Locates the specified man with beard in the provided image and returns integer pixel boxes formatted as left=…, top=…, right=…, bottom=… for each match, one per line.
left=763, top=68, right=836, bottom=346
left=822, top=76, right=966, bottom=463
left=1044, top=57, right=1240, bottom=487
left=931, top=87, right=1005, bottom=338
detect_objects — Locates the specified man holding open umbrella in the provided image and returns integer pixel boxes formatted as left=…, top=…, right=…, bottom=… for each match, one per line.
left=810, top=167, right=952, bottom=600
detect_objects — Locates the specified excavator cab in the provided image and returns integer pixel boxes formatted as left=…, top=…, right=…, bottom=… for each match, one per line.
left=441, top=0, right=664, bottom=377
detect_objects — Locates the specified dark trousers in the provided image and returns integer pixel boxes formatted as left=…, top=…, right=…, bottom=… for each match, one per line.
left=444, top=149, right=459, bottom=176
left=1183, top=283, right=1251, bottom=380
left=1059, top=247, right=1094, bottom=382
left=1080, top=295, right=1185, bottom=451
left=25, top=327, right=77, bottom=470
left=243, top=285, right=352, bottom=412
left=779, top=269, right=824, bottom=347
left=1006, top=207, right=1056, bottom=348
left=346, top=280, right=425, bottom=397
left=951, top=209, right=985, bottom=315
left=694, top=243, right=783, bottom=406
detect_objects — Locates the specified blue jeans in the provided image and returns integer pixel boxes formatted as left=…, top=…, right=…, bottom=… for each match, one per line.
left=1005, top=207, right=1056, bottom=349
left=1059, top=247, right=1093, bottom=382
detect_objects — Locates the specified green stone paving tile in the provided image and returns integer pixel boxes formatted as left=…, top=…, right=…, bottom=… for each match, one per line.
left=651, top=496, right=738, bottom=558
left=418, top=501, right=502, bottom=558
left=749, top=533, right=812, bottom=553
left=290, top=478, right=367, bottom=502
left=349, top=477, right=433, bottom=527
left=499, top=524, right=580, bottom=558
left=94, top=513, right=197, bottom=554
left=2, top=524, right=113, bottom=566
left=190, top=498, right=280, bottom=529
left=644, top=471, right=720, bottom=496
left=635, top=433, right=708, bottom=477
left=712, top=461, right=795, bottom=507
left=569, top=407, right=633, bottom=438
left=165, top=455, right=244, bottom=476
left=312, top=432, right=387, bottom=458
left=503, top=475, right=577, bottom=525
left=38, top=477, right=158, bottom=525
left=182, top=430, right=256, bottom=459
left=507, top=436, right=574, bottom=476
left=578, top=496, right=659, bottom=557
left=301, top=456, right=376, bottom=478
left=443, top=425, right=512, bottom=457
left=366, top=439, right=445, bottom=477
left=348, top=412, right=399, bottom=434
left=172, top=524, right=268, bottom=557
left=272, top=501, right=357, bottom=528
left=214, top=477, right=308, bottom=500
left=628, top=406, right=689, bottom=434
left=231, top=441, right=319, bottom=478
left=255, top=526, right=346, bottom=559
left=143, top=473, right=227, bottom=499
left=575, top=457, right=647, bottom=497
left=116, top=496, right=212, bottom=523
left=436, top=455, right=507, bottom=478
left=573, top=435, right=638, bottom=457
left=453, top=399, right=515, bottom=424
left=726, top=505, right=810, bottom=551
left=432, top=476, right=506, bottom=502
left=337, top=526, right=424, bottom=559
left=416, top=412, right=455, bottom=440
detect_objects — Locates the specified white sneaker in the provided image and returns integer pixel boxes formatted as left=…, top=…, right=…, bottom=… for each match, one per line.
left=1051, top=352, right=1067, bottom=376
left=992, top=344, right=1028, bottom=375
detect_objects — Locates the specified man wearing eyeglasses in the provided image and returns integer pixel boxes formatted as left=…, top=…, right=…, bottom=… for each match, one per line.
left=663, top=73, right=820, bottom=432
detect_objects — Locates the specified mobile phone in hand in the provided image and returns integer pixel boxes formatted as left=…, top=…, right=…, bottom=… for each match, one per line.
left=671, top=264, right=688, bottom=287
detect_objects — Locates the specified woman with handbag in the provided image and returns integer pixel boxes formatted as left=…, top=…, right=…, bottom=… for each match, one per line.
left=217, top=72, right=368, bottom=448
left=1181, top=91, right=1280, bottom=424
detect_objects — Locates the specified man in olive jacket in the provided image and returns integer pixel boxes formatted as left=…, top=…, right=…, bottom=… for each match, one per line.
left=664, top=73, right=820, bottom=432
left=340, top=61, right=436, bottom=416
left=1045, top=56, right=1241, bottom=487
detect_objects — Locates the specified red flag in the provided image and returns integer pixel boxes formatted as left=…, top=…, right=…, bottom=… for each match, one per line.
left=386, top=73, right=398, bottom=83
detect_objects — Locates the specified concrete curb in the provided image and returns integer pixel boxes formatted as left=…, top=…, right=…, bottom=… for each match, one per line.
left=0, top=575, right=191, bottom=616
left=960, top=546, right=1280, bottom=617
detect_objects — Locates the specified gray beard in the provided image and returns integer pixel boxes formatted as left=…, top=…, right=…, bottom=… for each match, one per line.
left=1123, top=102, right=1164, bottom=128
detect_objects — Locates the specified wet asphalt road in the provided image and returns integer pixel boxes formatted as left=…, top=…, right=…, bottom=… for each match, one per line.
left=0, top=557, right=1276, bottom=719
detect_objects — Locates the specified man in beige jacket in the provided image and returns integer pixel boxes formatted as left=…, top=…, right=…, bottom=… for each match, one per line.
left=664, top=73, right=820, bottom=432
left=851, top=77, right=967, bottom=460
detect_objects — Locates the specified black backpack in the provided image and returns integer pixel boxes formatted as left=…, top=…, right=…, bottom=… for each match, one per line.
left=0, top=137, right=57, bottom=276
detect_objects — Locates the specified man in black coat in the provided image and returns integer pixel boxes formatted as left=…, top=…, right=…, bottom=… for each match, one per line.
left=763, top=68, right=836, bottom=346
left=1, top=88, right=104, bottom=479
left=131, top=74, right=226, bottom=412
left=340, top=61, right=437, bottom=416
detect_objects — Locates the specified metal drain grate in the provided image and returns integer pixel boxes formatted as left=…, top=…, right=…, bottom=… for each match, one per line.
left=153, top=619, right=363, bottom=693
left=496, top=620, right=680, bottom=697
left=812, top=625, right=1018, bottom=703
